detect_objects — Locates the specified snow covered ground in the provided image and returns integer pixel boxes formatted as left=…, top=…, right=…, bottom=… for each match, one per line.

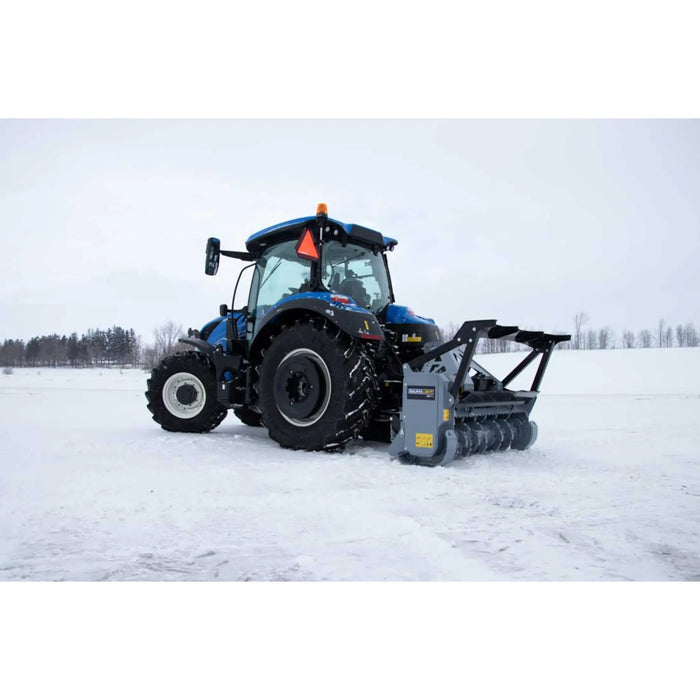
left=1, top=347, right=699, bottom=581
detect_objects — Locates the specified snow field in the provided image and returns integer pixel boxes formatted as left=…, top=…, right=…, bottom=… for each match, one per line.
left=0, top=347, right=699, bottom=580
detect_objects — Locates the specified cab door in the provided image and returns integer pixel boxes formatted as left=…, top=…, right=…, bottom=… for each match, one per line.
left=246, top=239, right=314, bottom=342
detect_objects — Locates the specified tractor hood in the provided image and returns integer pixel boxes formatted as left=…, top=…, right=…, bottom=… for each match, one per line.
left=385, top=304, right=436, bottom=326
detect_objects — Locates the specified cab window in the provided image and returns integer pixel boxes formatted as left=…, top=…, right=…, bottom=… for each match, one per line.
left=249, top=240, right=312, bottom=334
left=321, top=241, right=391, bottom=312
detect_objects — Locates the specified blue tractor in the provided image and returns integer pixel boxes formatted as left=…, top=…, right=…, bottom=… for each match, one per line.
left=146, top=204, right=569, bottom=466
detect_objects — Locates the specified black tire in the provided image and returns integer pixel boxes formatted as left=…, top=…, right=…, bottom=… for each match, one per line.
left=146, top=351, right=228, bottom=433
left=233, top=405, right=263, bottom=427
left=360, top=418, right=392, bottom=443
left=257, top=318, right=377, bottom=450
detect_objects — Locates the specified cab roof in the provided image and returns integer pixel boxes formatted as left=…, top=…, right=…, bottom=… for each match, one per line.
left=245, top=216, right=398, bottom=254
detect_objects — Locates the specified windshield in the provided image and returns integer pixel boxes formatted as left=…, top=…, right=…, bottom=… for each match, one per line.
left=321, top=241, right=391, bottom=312
left=249, top=239, right=313, bottom=334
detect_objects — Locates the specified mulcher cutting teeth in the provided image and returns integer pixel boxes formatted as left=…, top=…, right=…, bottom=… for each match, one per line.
left=388, top=320, right=568, bottom=466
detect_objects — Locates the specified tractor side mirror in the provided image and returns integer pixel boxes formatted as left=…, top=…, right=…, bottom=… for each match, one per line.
left=205, top=237, right=220, bottom=276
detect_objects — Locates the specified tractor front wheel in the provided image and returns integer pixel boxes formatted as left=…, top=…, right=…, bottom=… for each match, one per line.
left=146, top=352, right=228, bottom=433
left=257, top=319, right=377, bottom=450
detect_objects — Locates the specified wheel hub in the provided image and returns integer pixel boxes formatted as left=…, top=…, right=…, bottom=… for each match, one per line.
left=162, top=372, right=207, bottom=419
left=286, top=371, right=312, bottom=403
left=273, top=349, right=331, bottom=426
left=176, top=383, right=198, bottom=406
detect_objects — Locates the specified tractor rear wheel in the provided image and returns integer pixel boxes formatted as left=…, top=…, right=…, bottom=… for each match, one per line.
left=146, top=351, right=228, bottom=433
left=360, top=418, right=393, bottom=443
left=257, top=319, right=377, bottom=450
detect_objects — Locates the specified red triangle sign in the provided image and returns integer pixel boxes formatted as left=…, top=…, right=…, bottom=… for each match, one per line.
left=296, top=228, right=319, bottom=261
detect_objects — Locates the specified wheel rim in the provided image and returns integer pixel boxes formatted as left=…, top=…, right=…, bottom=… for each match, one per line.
left=273, top=348, right=332, bottom=427
left=162, top=372, right=206, bottom=419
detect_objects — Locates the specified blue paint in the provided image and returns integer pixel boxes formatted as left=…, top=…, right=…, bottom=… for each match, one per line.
left=202, top=312, right=247, bottom=347
left=385, top=304, right=436, bottom=325
left=245, top=216, right=398, bottom=250
left=245, top=217, right=311, bottom=246
left=264, top=291, right=375, bottom=319
left=345, top=224, right=398, bottom=249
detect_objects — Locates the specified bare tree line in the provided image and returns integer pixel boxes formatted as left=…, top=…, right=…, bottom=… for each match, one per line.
left=442, top=313, right=699, bottom=353
left=3, top=313, right=699, bottom=371
left=141, top=321, right=188, bottom=368
left=568, top=312, right=698, bottom=350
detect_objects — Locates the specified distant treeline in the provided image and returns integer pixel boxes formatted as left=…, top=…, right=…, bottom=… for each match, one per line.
left=1, top=321, right=186, bottom=369
left=2, top=316, right=699, bottom=368
left=0, top=327, right=140, bottom=367
left=443, top=317, right=700, bottom=353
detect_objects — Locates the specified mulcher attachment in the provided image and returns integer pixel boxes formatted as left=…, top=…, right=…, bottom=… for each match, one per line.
left=389, top=320, right=569, bottom=466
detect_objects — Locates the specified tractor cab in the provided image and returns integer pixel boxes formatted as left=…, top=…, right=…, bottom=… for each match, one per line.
left=200, top=205, right=442, bottom=359
left=246, top=237, right=393, bottom=335
left=242, top=205, right=397, bottom=342
left=246, top=238, right=314, bottom=338
left=197, top=206, right=397, bottom=351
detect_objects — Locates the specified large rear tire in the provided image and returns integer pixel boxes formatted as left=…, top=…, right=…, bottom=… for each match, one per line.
left=257, top=319, right=377, bottom=450
left=146, top=352, right=228, bottom=433
left=360, top=418, right=392, bottom=443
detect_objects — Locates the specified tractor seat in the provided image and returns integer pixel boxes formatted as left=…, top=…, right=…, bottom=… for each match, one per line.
left=338, top=278, right=371, bottom=308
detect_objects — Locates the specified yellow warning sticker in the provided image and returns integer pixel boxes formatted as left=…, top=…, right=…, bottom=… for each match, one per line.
left=443, top=409, right=450, bottom=422
left=364, top=320, right=370, bottom=330
left=415, top=433, right=434, bottom=449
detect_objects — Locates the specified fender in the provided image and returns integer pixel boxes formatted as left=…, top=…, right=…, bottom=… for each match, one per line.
left=179, top=336, right=246, bottom=406
left=179, top=336, right=246, bottom=370
left=201, top=312, right=247, bottom=347
left=179, top=337, right=216, bottom=355
left=249, top=294, right=385, bottom=361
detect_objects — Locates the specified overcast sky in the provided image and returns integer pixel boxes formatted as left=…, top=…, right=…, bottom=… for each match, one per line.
left=1, top=119, right=698, bottom=344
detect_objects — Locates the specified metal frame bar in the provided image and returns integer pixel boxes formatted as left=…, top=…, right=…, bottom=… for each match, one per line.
left=500, top=339, right=559, bottom=391
left=531, top=341, right=556, bottom=392
left=501, top=350, right=540, bottom=388
left=221, top=250, right=256, bottom=261
left=407, top=320, right=570, bottom=398
left=450, top=324, right=486, bottom=399
left=408, top=319, right=496, bottom=370
left=469, top=359, right=499, bottom=383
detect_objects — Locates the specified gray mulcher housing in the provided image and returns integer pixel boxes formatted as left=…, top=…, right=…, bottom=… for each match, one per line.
left=389, top=320, right=569, bottom=465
